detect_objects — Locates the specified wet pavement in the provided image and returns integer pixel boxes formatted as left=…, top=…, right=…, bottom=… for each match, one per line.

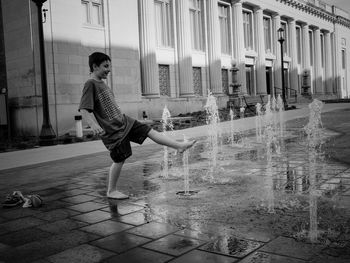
left=0, top=103, right=350, bottom=263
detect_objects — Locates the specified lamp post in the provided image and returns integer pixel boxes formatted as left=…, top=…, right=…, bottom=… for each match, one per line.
left=278, top=28, right=288, bottom=110
left=32, top=0, right=56, bottom=145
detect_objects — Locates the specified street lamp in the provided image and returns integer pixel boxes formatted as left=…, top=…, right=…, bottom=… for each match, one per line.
left=31, top=0, right=57, bottom=145
left=278, top=28, right=288, bottom=110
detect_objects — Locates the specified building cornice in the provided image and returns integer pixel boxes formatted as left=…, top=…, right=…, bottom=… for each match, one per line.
left=276, top=0, right=350, bottom=28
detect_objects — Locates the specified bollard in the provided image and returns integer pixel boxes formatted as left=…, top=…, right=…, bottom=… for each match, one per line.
left=75, top=115, right=83, bottom=138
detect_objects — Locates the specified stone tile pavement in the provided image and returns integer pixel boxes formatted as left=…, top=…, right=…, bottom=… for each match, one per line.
left=0, top=103, right=350, bottom=263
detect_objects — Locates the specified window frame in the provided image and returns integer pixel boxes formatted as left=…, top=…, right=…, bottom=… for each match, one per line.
left=309, top=30, right=314, bottom=67
left=280, top=21, right=289, bottom=56
left=154, top=0, right=174, bottom=48
left=296, top=25, right=302, bottom=65
left=81, top=0, right=104, bottom=27
left=218, top=3, right=231, bottom=55
left=320, top=33, right=325, bottom=68
left=263, top=15, right=272, bottom=53
left=242, top=9, right=254, bottom=51
left=189, top=0, right=204, bottom=51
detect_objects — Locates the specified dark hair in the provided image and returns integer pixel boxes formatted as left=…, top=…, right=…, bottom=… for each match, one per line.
left=88, top=52, right=111, bottom=73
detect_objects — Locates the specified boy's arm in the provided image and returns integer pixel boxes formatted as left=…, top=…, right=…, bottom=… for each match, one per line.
left=80, top=109, right=104, bottom=135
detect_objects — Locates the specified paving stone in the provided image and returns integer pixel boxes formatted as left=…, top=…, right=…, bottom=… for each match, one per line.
left=92, top=232, right=151, bottom=253
left=199, top=235, right=263, bottom=258
left=80, top=220, right=133, bottom=236
left=142, top=234, right=205, bottom=256
left=115, top=203, right=145, bottom=215
left=38, top=200, right=72, bottom=212
left=0, top=227, right=52, bottom=246
left=37, top=218, right=88, bottom=234
left=239, top=251, right=307, bottom=263
left=114, top=211, right=152, bottom=225
left=72, top=210, right=112, bottom=224
left=0, top=216, right=47, bottom=235
left=0, top=230, right=99, bottom=263
left=85, top=190, right=105, bottom=197
left=170, top=249, right=238, bottom=263
left=0, top=242, right=11, bottom=253
left=56, top=183, right=84, bottom=190
left=30, top=259, right=51, bottom=263
left=61, top=194, right=97, bottom=204
left=126, top=221, right=179, bottom=239
left=61, top=188, right=90, bottom=197
left=259, top=236, right=325, bottom=260
left=0, top=207, right=43, bottom=220
left=104, top=247, right=173, bottom=263
left=174, top=229, right=213, bottom=241
left=37, top=188, right=65, bottom=197
left=68, top=201, right=108, bottom=213
left=46, top=244, right=115, bottom=263
left=33, top=208, right=80, bottom=222
left=41, top=192, right=69, bottom=202
left=309, top=253, right=350, bottom=263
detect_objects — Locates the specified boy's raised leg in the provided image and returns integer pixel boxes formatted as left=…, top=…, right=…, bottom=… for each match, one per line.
left=147, top=129, right=196, bottom=152
left=107, top=161, right=129, bottom=199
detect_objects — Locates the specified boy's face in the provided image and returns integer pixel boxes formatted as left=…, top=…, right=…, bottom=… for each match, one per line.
left=93, top=60, right=111, bottom=80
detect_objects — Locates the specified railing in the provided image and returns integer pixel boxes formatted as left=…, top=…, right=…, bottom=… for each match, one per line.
left=274, top=87, right=298, bottom=103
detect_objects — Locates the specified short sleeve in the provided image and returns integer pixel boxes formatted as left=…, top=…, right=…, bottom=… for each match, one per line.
left=79, top=80, right=95, bottom=112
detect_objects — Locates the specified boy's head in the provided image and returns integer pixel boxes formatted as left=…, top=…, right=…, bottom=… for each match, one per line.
left=88, top=52, right=111, bottom=73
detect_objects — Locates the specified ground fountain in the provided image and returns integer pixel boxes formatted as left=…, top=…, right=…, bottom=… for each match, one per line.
left=229, top=108, right=235, bottom=146
left=161, top=105, right=174, bottom=179
left=204, top=90, right=220, bottom=179
left=255, top=103, right=263, bottom=143
left=276, top=94, right=285, bottom=138
left=263, top=96, right=276, bottom=213
left=304, top=99, right=324, bottom=243
left=182, top=135, right=190, bottom=196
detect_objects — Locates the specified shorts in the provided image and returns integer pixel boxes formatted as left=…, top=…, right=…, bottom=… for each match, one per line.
left=110, top=120, right=152, bottom=163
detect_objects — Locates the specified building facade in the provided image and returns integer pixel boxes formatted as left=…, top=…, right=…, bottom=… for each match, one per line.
left=0, top=0, right=349, bottom=137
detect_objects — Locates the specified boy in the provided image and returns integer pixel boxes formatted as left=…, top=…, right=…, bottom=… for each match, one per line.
left=79, top=52, right=196, bottom=199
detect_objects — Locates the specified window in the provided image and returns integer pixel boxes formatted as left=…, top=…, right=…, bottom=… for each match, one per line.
left=263, top=16, right=272, bottom=53
left=221, top=69, right=229, bottom=94
left=342, top=49, right=346, bottom=69
left=245, top=66, right=254, bottom=95
left=155, top=0, right=173, bottom=47
left=219, top=4, right=230, bottom=54
left=281, top=22, right=289, bottom=56
left=193, top=67, right=203, bottom=96
left=81, top=0, right=104, bottom=26
left=309, top=30, right=314, bottom=66
left=296, top=26, right=302, bottom=64
left=189, top=0, right=204, bottom=51
left=243, top=10, right=254, bottom=51
left=159, top=65, right=171, bottom=96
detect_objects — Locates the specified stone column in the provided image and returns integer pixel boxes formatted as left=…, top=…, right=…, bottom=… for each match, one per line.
left=139, top=0, right=159, bottom=97
left=176, top=0, right=194, bottom=96
left=314, top=28, right=323, bottom=94
left=232, top=0, right=246, bottom=94
left=302, top=24, right=310, bottom=73
left=324, top=32, right=333, bottom=94
left=273, top=14, right=281, bottom=95
left=288, top=19, right=299, bottom=94
left=255, top=8, right=266, bottom=95
left=207, top=0, right=222, bottom=94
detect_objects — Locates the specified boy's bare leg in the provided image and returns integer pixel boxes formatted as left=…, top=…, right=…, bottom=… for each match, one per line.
left=147, top=129, right=196, bottom=152
left=107, top=161, right=129, bottom=199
